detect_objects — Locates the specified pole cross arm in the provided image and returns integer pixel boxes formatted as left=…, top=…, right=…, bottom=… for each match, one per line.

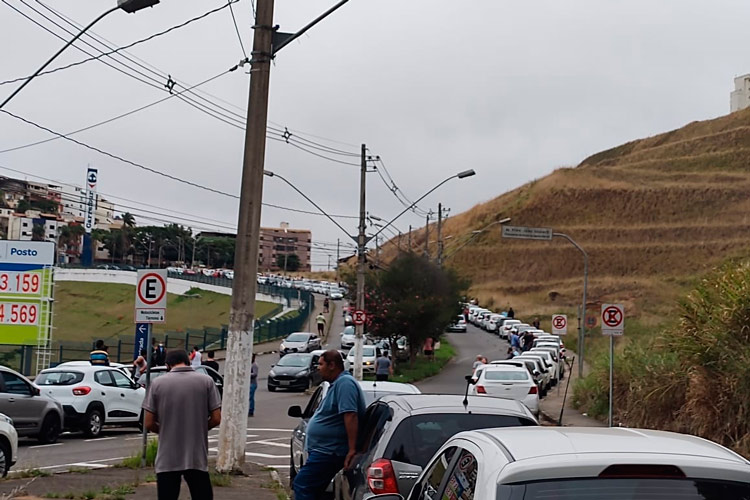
left=272, top=0, right=351, bottom=55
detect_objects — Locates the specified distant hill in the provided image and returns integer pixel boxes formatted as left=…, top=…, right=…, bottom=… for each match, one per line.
left=382, top=108, right=750, bottom=324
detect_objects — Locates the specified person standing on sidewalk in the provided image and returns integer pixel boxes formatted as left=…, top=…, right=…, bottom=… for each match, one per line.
left=293, top=350, right=366, bottom=500
left=202, top=351, right=219, bottom=372
left=189, top=346, right=202, bottom=367
left=249, top=353, right=258, bottom=417
left=143, top=350, right=222, bottom=500
left=316, top=312, right=327, bottom=337
left=375, top=351, right=393, bottom=381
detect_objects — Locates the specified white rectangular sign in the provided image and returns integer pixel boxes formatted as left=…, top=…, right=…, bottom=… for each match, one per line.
left=601, top=303, right=624, bottom=336
left=501, top=225, right=553, bottom=241
left=84, top=168, right=98, bottom=234
left=135, top=269, right=167, bottom=323
left=0, top=241, right=54, bottom=266
left=551, top=314, right=568, bottom=335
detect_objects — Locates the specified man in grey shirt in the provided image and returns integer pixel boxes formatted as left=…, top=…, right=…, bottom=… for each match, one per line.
left=143, top=349, right=222, bottom=500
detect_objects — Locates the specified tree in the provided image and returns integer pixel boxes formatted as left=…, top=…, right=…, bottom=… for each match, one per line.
left=276, top=253, right=300, bottom=272
left=31, top=222, right=45, bottom=241
left=364, top=253, right=467, bottom=365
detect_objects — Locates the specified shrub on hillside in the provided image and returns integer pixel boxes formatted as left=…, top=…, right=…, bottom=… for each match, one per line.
left=574, top=259, right=750, bottom=457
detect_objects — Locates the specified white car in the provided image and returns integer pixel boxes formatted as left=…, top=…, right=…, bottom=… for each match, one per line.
left=329, top=288, right=344, bottom=300
left=339, top=326, right=356, bottom=349
left=516, top=353, right=553, bottom=391
left=36, top=364, right=145, bottom=437
left=501, top=319, right=522, bottom=339
left=279, top=332, right=321, bottom=356
left=346, top=345, right=379, bottom=374
left=0, top=413, right=17, bottom=477
left=485, top=313, right=504, bottom=333
left=446, top=315, right=468, bottom=332
left=470, top=364, right=539, bottom=416
left=407, top=427, right=750, bottom=500
left=309, top=349, right=351, bottom=373
left=525, top=349, right=559, bottom=386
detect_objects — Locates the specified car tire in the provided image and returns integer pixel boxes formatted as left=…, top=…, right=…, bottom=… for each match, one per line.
left=268, top=385, right=276, bottom=392
left=83, top=408, right=104, bottom=438
left=38, top=413, right=61, bottom=444
left=0, top=440, right=9, bottom=478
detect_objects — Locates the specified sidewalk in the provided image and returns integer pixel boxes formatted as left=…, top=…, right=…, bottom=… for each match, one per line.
left=538, top=352, right=605, bottom=427
left=2, top=462, right=286, bottom=500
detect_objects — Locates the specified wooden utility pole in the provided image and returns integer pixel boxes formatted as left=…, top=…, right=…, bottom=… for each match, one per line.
left=216, top=0, right=274, bottom=472
left=408, top=225, right=412, bottom=250
left=335, top=238, right=340, bottom=281
left=423, top=213, right=430, bottom=257
left=354, top=144, right=367, bottom=380
left=436, top=202, right=443, bottom=265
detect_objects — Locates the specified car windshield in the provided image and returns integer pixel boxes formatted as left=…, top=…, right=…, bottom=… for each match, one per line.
left=277, top=354, right=312, bottom=367
left=385, top=413, right=536, bottom=467
left=286, top=333, right=310, bottom=342
left=36, top=371, right=84, bottom=385
left=343, top=326, right=355, bottom=335
left=484, top=370, right=530, bottom=381
left=502, top=478, right=750, bottom=499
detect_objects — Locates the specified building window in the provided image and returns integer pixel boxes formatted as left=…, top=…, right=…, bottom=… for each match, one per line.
left=22, top=222, right=28, bottom=227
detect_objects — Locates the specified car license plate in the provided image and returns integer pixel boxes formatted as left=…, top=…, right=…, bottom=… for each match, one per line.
left=280, top=381, right=291, bottom=386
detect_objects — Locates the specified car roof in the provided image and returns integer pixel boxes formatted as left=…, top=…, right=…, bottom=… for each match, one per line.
left=40, top=364, right=126, bottom=373
left=378, top=394, right=535, bottom=419
left=358, top=381, right=421, bottom=394
left=56, top=361, right=127, bottom=368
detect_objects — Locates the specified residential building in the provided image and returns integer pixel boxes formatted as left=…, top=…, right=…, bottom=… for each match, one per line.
left=7, top=210, right=63, bottom=244
left=259, top=222, right=312, bottom=272
left=731, top=74, right=750, bottom=112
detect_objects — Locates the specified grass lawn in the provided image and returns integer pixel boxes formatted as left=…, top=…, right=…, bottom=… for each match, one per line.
left=364, top=339, right=455, bottom=384
left=53, top=281, right=277, bottom=342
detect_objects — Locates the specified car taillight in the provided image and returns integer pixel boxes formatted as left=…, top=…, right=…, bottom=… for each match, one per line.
left=367, top=458, right=399, bottom=494
left=476, top=385, right=487, bottom=394
left=528, top=386, right=538, bottom=394
left=72, top=386, right=91, bottom=396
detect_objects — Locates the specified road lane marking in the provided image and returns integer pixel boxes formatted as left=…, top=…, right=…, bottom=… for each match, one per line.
left=84, top=437, right=117, bottom=442
left=69, top=462, right=110, bottom=469
left=247, top=440, right=291, bottom=448
left=14, top=456, right=127, bottom=473
left=244, top=452, right=288, bottom=459
left=246, top=428, right=292, bottom=432
left=28, top=443, right=62, bottom=449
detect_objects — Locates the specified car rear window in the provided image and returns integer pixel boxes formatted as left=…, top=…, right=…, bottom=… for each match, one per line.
left=36, top=371, right=84, bottom=385
left=385, top=413, right=536, bottom=467
left=484, top=370, right=530, bottom=381
left=501, top=478, right=750, bottom=499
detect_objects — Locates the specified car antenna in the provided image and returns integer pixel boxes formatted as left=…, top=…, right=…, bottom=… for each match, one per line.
left=462, top=374, right=476, bottom=410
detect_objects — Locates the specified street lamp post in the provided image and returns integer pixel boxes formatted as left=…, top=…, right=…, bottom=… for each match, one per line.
left=0, top=0, right=159, bottom=110
left=442, top=217, right=512, bottom=261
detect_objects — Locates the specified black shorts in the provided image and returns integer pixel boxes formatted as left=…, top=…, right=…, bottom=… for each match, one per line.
left=424, top=350, right=434, bottom=356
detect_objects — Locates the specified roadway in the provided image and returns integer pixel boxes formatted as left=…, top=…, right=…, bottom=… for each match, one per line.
left=13, top=308, right=510, bottom=478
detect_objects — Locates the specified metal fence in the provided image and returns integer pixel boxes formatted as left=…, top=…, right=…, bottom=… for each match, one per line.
left=2, top=282, right=315, bottom=376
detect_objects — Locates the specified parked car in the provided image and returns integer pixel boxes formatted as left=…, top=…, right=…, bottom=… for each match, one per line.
left=500, top=319, right=521, bottom=339
left=310, top=349, right=351, bottom=373
left=405, top=427, right=750, bottom=500
left=516, top=353, right=553, bottom=392
left=0, top=413, right=17, bottom=477
left=445, top=315, right=467, bottom=333
left=138, top=365, right=224, bottom=398
left=485, top=313, right=504, bottom=333
left=346, top=345, right=379, bottom=374
left=268, top=353, right=322, bottom=392
left=35, top=364, right=145, bottom=437
left=340, top=326, right=356, bottom=350
left=279, top=332, right=321, bottom=356
left=490, top=359, right=546, bottom=397
left=0, top=366, right=64, bottom=443
left=288, top=381, right=421, bottom=484
left=335, top=394, right=537, bottom=500
left=469, top=364, right=539, bottom=416
left=329, top=288, right=345, bottom=300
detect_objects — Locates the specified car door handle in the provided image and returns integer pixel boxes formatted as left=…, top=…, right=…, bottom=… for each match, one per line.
left=7, top=398, right=14, bottom=403
left=120, top=393, right=126, bottom=397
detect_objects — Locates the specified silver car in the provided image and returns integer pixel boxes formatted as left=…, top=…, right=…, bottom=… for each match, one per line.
left=397, top=427, right=750, bottom=500
left=279, top=332, right=322, bottom=356
left=0, top=366, right=64, bottom=443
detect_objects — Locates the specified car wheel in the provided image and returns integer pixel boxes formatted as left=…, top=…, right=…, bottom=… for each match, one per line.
left=268, top=385, right=276, bottom=392
left=303, top=377, right=311, bottom=391
left=0, top=440, right=9, bottom=478
left=83, top=408, right=103, bottom=438
left=38, top=413, right=61, bottom=444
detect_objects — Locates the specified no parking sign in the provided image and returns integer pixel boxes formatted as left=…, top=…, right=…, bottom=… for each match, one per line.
left=551, top=314, right=567, bottom=335
left=601, top=303, right=624, bottom=336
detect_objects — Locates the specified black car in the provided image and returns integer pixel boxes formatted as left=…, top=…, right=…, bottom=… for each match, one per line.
left=267, top=353, right=322, bottom=392
left=140, top=365, right=224, bottom=397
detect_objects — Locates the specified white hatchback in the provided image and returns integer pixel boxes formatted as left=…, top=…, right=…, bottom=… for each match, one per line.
left=470, top=365, right=539, bottom=416
left=346, top=345, right=379, bottom=374
left=0, top=413, right=17, bottom=477
left=36, top=364, right=145, bottom=438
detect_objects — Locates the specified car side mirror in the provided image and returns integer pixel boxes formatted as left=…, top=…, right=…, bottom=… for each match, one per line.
left=32, top=385, right=40, bottom=396
left=288, top=405, right=303, bottom=418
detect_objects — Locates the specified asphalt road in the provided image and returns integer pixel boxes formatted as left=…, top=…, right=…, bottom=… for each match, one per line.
left=13, top=308, right=509, bottom=478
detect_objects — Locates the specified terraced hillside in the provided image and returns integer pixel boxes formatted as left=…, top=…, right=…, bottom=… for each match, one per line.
left=383, top=108, right=750, bottom=323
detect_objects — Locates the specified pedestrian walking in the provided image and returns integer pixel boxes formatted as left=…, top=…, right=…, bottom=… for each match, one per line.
left=375, top=351, right=393, bottom=381
left=532, top=317, right=540, bottom=329
left=507, top=307, right=515, bottom=319
left=510, top=331, right=521, bottom=350
left=316, top=312, right=327, bottom=337
left=151, top=339, right=166, bottom=367
left=189, top=346, right=202, bottom=367
left=202, top=351, right=219, bottom=372
left=249, top=353, right=258, bottom=417
left=323, top=297, right=330, bottom=313
left=423, top=337, right=435, bottom=362
left=143, top=350, right=221, bottom=500
left=133, top=348, right=147, bottom=381
left=293, top=350, right=366, bottom=500
left=89, top=340, right=110, bottom=366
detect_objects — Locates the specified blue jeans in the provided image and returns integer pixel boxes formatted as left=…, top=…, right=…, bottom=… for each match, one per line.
left=249, top=381, right=257, bottom=415
left=293, top=450, right=345, bottom=500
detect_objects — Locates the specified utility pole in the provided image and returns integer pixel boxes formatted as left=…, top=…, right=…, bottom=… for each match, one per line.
left=354, top=143, right=367, bottom=381
left=327, top=254, right=331, bottom=271
left=216, top=0, right=274, bottom=473
left=397, top=231, right=402, bottom=251
left=375, top=235, right=380, bottom=267
left=423, top=213, right=430, bottom=258
left=408, top=225, right=412, bottom=250
left=436, top=202, right=443, bottom=265
left=335, top=238, right=340, bottom=281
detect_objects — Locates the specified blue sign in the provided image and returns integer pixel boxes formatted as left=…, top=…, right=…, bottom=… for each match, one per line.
left=134, top=323, right=149, bottom=360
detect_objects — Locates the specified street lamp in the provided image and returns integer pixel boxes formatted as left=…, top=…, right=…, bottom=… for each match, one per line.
left=0, top=0, right=159, bottom=110
left=443, top=217, right=512, bottom=261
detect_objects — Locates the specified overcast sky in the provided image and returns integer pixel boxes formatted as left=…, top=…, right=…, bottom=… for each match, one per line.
left=1, top=0, right=748, bottom=269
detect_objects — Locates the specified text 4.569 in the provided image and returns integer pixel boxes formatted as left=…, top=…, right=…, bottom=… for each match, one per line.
left=0, top=303, right=39, bottom=325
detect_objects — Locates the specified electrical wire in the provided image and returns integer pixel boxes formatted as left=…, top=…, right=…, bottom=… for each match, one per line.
left=226, top=0, right=248, bottom=59
left=0, top=0, right=239, bottom=86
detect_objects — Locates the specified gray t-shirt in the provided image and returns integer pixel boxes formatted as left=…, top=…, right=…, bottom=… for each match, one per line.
left=142, top=366, right=221, bottom=474
left=375, top=356, right=391, bottom=375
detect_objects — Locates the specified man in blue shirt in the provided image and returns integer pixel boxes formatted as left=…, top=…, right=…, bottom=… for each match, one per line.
left=293, top=350, right=366, bottom=500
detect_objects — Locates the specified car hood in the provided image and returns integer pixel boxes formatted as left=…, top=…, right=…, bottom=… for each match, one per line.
left=272, top=365, right=309, bottom=376
left=282, top=341, right=308, bottom=348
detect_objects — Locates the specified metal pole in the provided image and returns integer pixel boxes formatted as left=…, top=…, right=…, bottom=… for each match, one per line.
left=140, top=324, right=152, bottom=467
left=437, top=202, right=443, bottom=265
left=408, top=225, right=412, bottom=250
left=217, top=0, right=274, bottom=473
left=335, top=238, right=340, bottom=281
left=609, top=335, right=614, bottom=427
left=424, top=213, right=430, bottom=257
left=354, top=144, right=367, bottom=381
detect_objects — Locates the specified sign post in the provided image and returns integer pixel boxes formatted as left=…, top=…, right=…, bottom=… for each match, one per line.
left=352, top=310, right=366, bottom=326
left=135, top=269, right=167, bottom=466
left=501, top=225, right=552, bottom=240
left=551, top=314, right=567, bottom=335
left=601, top=303, right=624, bottom=427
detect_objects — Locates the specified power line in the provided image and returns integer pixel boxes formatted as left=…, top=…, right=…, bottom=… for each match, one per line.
left=226, top=0, right=248, bottom=59
left=0, top=0, right=239, bottom=86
